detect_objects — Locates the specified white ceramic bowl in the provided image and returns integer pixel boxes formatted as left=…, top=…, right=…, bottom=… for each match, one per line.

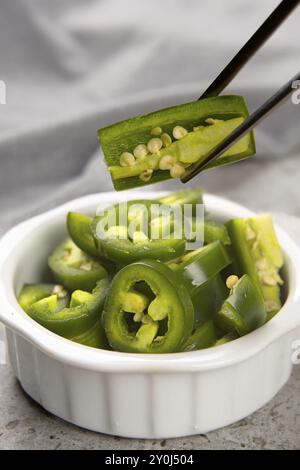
left=0, top=191, right=300, bottom=439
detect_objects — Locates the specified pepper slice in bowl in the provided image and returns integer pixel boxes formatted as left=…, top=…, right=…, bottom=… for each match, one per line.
left=91, top=199, right=186, bottom=265
left=18, top=283, right=70, bottom=313
left=214, top=331, right=239, bottom=346
left=168, top=241, right=231, bottom=326
left=158, top=188, right=203, bottom=215
left=15, top=190, right=286, bottom=357
left=27, top=278, right=109, bottom=348
left=200, top=219, right=231, bottom=246
left=48, top=238, right=108, bottom=292
left=181, top=321, right=216, bottom=352
left=169, top=241, right=231, bottom=295
left=103, top=259, right=194, bottom=353
left=215, top=274, right=266, bottom=336
left=226, top=214, right=284, bottom=320
left=67, top=212, right=100, bottom=258
left=99, top=96, right=256, bottom=190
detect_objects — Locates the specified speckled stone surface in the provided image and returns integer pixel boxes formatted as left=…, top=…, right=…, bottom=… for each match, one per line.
left=0, top=320, right=299, bottom=450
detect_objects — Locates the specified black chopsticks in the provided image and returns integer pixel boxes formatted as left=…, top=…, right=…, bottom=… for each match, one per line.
left=181, top=0, right=299, bottom=183
left=199, top=0, right=299, bottom=99
left=182, top=72, right=300, bottom=183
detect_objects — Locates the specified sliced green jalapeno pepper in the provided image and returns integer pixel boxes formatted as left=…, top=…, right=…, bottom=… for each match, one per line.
left=149, top=215, right=230, bottom=247
left=157, top=191, right=229, bottom=246
left=201, top=220, right=231, bottom=246
left=67, top=212, right=99, bottom=258
left=169, top=241, right=231, bottom=294
left=91, top=200, right=186, bottom=265
left=158, top=188, right=203, bottom=215
left=69, top=204, right=158, bottom=257
left=181, top=321, right=216, bottom=352
left=91, top=198, right=156, bottom=240
left=168, top=241, right=230, bottom=326
left=71, top=320, right=107, bottom=348
left=67, top=212, right=116, bottom=277
left=48, top=238, right=108, bottom=292
left=226, top=215, right=284, bottom=320
left=215, top=274, right=266, bottom=336
left=103, top=259, right=194, bottom=353
left=28, top=278, right=109, bottom=347
left=191, top=275, right=228, bottom=327
left=18, top=283, right=70, bottom=313
left=214, top=331, right=238, bottom=346
left=98, top=96, right=255, bottom=190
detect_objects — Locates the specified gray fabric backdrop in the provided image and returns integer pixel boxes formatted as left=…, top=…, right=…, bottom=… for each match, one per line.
left=0, top=0, right=299, bottom=234
left=0, top=0, right=300, bottom=449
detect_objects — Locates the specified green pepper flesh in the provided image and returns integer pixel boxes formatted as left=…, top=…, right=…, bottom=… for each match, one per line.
left=99, top=96, right=255, bottom=190
left=48, top=238, right=108, bottom=292
left=103, top=259, right=194, bottom=353
left=215, top=274, right=266, bottom=336
left=27, top=278, right=109, bottom=346
left=226, top=215, right=284, bottom=319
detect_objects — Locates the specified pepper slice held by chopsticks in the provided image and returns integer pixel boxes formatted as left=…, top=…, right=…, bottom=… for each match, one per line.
left=98, top=96, right=256, bottom=190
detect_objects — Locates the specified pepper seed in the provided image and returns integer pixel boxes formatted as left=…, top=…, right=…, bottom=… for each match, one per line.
left=120, top=152, right=136, bottom=167
left=262, top=274, right=277, bottom=286
left=52, top=285, right=68, bottom=299
left=170, top=163, right=185, bottom=178
left=173, top=126, right=188, bottom=140
left=226, top=275, right=239, bottom=289
left=150, top=127, right=162, bottom=136
left=133, top=144, right=148, bottom=159
left=159, top=155, right=175, bottom=170
left=147, top=138, right=163, bottom=154
left=205, top=118, right=218, bottom=125
left=161, top=133, right=172, bottom=147
left=133, top=312, right=143, bottom=322
left=139, top=169, right=153, bottom=182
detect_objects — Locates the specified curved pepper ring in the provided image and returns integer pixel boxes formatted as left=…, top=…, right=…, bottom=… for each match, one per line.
left=103, top=259, right=194, bottom=353
left=91, top=200, right=186, bottom=265
left=27, top=278, right=109, bottom=348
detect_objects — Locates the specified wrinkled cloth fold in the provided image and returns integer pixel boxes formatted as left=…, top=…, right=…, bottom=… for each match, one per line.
left=0, top=0, right=299, bottom=235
